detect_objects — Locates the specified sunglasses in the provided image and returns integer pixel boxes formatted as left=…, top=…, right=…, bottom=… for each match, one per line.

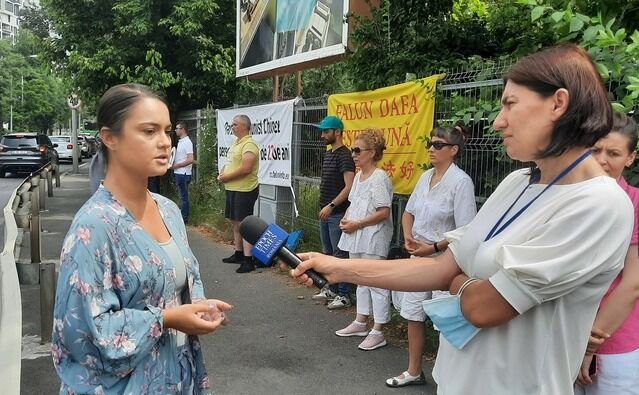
left=351, top=147, right=373, bottom=154
left=427, top=141, right=456, bottom=150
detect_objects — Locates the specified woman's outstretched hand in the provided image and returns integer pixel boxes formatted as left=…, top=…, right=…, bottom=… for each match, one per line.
left=163, top=300, right=233, bottom=335
left=288, top=252, right=342, bottom=287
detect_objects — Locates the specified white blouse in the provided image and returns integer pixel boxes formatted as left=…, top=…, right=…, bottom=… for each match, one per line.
left=433, top=169, right=633, bottom=395
left=338, top=168, right=393, bottom=258
left=405, top=164, right=476, bottom=243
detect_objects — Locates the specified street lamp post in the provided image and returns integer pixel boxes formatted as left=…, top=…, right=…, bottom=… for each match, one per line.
left=67, top=94, right=81, bottom=174
left=9, top=76, right=13, bottom=133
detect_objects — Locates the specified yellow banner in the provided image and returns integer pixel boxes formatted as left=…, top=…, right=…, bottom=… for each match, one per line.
left=328, top=75, right=440, bottom=194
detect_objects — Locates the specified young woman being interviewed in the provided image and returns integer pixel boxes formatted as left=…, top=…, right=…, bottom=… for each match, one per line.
left=291, top=44, right=634, bottom=394
left=52, top=84, right=232, bottom=394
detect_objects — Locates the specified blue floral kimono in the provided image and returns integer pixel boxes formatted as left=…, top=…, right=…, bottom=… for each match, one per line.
left=52, top=186, right=211, bottom=394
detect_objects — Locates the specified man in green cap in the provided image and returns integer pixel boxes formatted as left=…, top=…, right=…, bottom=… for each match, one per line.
left=312, top=115, right=356, bottom=309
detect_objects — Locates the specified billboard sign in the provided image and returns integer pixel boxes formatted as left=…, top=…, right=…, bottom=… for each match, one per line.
left=237, top=0, right=349, bottom=77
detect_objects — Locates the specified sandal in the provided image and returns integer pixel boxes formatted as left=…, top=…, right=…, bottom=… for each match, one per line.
left=385, top=371, right=426, bottom=388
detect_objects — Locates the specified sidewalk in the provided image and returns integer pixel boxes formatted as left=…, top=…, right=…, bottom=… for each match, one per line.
left=19, top=168, right=436, bottom=395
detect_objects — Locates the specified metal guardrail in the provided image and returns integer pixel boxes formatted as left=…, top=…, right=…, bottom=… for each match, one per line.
left=0, top=161, right=60, bottom=395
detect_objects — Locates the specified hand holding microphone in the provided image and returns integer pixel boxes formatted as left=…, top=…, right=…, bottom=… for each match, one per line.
left=239, top=216, right=328, bottom=288
left=293, top=252, right=344, bottom=288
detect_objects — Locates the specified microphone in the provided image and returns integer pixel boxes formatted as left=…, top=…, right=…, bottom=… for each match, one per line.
left=239, top=215, right=327, bottom=288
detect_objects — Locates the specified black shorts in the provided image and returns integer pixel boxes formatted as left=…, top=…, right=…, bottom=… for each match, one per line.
left=225, top=188, right=259, bottom=221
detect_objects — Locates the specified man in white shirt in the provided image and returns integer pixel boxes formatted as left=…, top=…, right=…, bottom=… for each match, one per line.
left=171, top=122, right=194, bottom=222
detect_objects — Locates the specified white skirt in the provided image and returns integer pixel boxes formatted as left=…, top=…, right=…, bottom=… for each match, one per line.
left=574, top=347, right=639, bottom=395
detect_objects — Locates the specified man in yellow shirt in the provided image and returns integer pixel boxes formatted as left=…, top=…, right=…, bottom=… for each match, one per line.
left=218, top=114, right=260, bottom=273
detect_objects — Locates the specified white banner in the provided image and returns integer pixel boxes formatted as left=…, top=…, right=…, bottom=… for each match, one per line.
left=216, top=100, right=294, bottom=187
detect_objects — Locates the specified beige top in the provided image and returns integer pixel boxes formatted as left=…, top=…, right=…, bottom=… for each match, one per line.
left=160, top=238, right=187, bottom=346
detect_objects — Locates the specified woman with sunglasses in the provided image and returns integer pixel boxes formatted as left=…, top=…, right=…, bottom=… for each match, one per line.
left=386, top=125, right=476, bottom=387
left=575, top=112, right=639, bottom=394
left=291, top=44, right=633, bottom=394
left=333, top=128, right=394, bottom=351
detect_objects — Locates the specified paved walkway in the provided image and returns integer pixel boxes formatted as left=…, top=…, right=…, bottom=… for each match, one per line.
left=19, top=168, right=436, bottom=395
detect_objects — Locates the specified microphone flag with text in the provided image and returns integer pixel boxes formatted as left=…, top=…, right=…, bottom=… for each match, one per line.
left=239, top=215, right=327, bottom=288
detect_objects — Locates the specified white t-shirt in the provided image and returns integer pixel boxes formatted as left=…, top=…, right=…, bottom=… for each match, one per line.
left=338, top=168, right=393, bottom=258
left=432, top=169, right=633, bottom=395
left=174, top=136, right=193, bottom=175
left=406, top=164, right=476, bottom=243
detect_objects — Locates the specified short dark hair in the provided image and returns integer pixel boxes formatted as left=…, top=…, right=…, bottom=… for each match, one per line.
left=504, top=43, right=612, bottom=158
left=176, top=121, right=188, bottom=133
left=97, top=84, right=167, bottom=159
left=234, top=114, right=252, bottom=131
left=611, top=112, right=638, bottom=153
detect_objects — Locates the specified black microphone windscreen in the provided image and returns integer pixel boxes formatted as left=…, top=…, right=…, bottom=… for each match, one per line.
left=239, top=215, right=269, bottom=245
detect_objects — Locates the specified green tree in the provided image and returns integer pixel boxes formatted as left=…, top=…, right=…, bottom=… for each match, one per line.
left=40, top=0, right=236, bottom=112
left=0, top=41, right=29, bottom=133
left=518, top=0, right=639, bottom=113
left=0, top=30, right=70, bottom=134
left=342, top=0, right=542, bottom=91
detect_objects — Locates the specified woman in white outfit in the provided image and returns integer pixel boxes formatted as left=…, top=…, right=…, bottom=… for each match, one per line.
left=293, top=44, right=633, bottom=395
left=387, top=125, right=477, bottom=387
left=334, top=128, right=394, bottom=351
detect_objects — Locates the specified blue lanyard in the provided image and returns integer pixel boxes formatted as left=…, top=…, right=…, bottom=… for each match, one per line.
left=484, top=150, right=592, bottom=242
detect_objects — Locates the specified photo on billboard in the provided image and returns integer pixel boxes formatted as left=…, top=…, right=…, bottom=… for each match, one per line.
left=237, top=0, right=348, bottom=77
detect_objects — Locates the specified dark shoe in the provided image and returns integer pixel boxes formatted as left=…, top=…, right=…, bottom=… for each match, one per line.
left=236, top=260, right=255, bottom=273
left=223, top=250, right=243, bottom=264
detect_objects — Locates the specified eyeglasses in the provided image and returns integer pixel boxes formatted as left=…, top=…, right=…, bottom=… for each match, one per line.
left=351, top=147, right=374, bottom=154
left=427, top=141, right=456, bottom=150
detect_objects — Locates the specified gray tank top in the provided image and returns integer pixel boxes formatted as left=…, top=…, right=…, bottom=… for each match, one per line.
left=159, top=238, right=187, bottom=346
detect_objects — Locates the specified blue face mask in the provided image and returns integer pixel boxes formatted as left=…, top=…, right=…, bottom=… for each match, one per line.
left=422, top=279, right=481, bottom=350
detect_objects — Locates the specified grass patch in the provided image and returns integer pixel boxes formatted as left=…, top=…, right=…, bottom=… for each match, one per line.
left=187, top=177, right=233, bottom=243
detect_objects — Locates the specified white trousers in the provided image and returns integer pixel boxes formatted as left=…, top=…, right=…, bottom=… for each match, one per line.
left=391, top=253, right=446, bottom=322
left=350, top=253, right=391, bottom=324
left=574, top=347, right=639, bottom=395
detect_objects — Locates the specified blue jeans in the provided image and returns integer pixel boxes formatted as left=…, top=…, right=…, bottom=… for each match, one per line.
left=320, top=213, right=351, bottom=296
left=175, top=174, right=191, bottom=221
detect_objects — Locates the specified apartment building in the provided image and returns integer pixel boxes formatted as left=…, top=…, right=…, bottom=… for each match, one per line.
left=1, top=0, right=38, bottom=44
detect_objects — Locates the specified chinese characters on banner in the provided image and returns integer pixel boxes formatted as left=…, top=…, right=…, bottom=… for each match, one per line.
left=327, top=75, right=441, bottom=194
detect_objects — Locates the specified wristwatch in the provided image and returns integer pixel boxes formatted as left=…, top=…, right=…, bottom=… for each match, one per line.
left=329, top=201, right=336, bottom=208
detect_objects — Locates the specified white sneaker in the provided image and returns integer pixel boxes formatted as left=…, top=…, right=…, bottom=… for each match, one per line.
left=358, top=332, right=387, bottom=350
left=327, top=295, right=351, bottom=310
left=335, top=321, right=369, bottom=337
left=311, top=287, right=337, bottom=301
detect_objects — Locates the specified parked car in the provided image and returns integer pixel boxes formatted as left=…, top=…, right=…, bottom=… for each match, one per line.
left=77, top=135, right=90, bottom=158
left=85, top=135, right=98, bottom=156
left=49, top=135, right=84, bottom=163
left=0, top=133, right=59, bottom=177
